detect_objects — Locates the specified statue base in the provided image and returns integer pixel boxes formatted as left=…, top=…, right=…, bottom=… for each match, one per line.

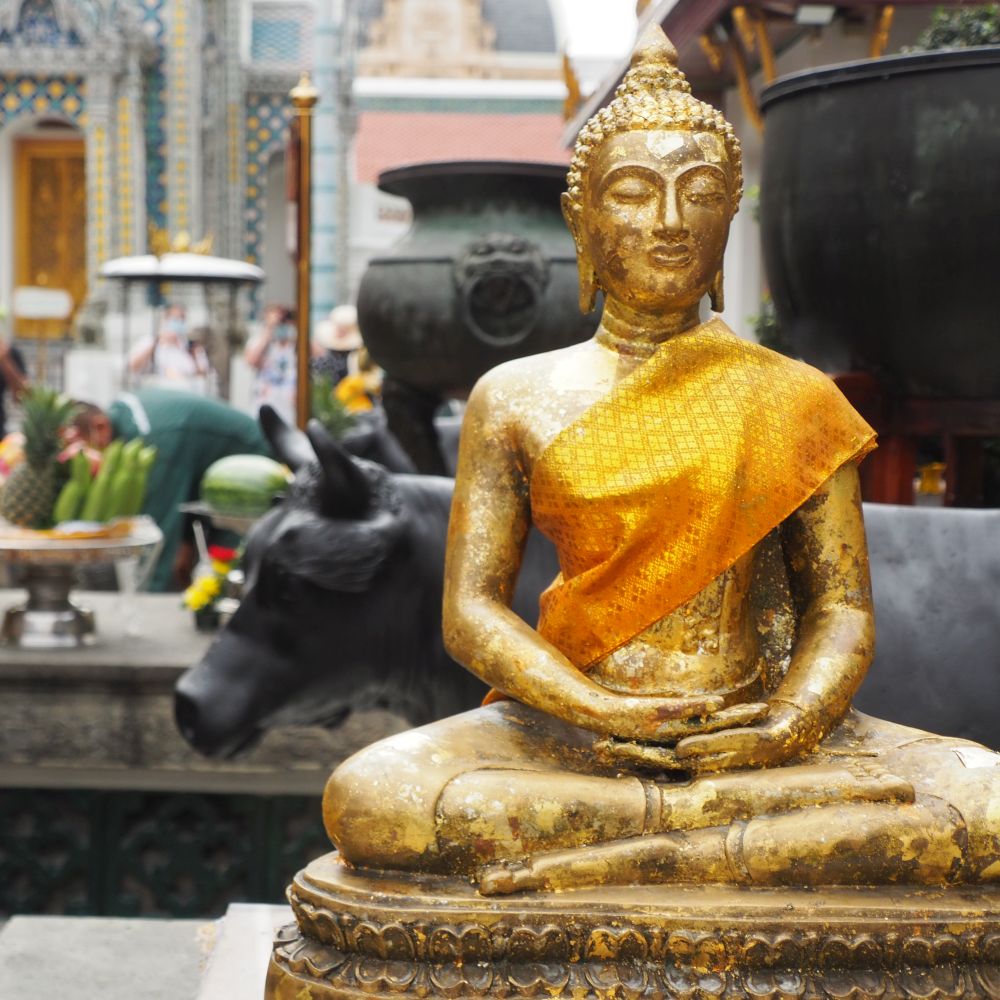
left=265, top=852, right=1000, bottom=1000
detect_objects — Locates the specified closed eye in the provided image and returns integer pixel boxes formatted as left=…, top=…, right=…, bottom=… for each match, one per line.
left=605, top=177, right=656, bottom=202
left=678, top=167, right=727, bottom=206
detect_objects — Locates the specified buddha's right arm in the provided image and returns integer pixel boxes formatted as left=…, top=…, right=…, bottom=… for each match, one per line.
left=442, top=375, right=723, bottom=737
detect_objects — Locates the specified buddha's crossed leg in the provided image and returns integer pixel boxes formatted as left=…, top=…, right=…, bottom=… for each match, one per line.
left=324, top=701, right=1000, bottom=891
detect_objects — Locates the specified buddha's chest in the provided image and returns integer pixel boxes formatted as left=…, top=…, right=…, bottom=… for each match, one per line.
left=587, top=550, right=763, bottom=700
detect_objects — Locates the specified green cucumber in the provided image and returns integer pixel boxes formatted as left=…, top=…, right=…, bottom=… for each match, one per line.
left=52, top=480, right=85, bottom=524
left=80, top=439, right=123, bottom=522
left=123, top=446, right=158, bottom=516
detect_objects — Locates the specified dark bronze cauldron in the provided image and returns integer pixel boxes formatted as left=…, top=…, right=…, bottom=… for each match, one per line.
left=759, top=47, right=1000, bottom=399
left=357, top=161, right=598, bottom=472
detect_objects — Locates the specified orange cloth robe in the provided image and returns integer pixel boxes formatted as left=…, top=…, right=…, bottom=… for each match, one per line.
left=523, top=319, right=875, bottom=673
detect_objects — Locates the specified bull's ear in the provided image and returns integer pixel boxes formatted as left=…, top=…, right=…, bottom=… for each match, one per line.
left=259, top=405, right=314, bottom=472
left=307, top=419, right=372, bottom=518
left=342, top=421, right=417, bottom=475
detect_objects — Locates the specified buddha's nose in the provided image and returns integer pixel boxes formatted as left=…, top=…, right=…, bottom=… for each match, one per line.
left=655, top=185, right=688, bottom=239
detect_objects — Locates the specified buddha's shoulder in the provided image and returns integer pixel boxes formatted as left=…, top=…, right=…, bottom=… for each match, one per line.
left=470, top=343, right=596, bottom=405
left=716, top=327, right=833, bottom=385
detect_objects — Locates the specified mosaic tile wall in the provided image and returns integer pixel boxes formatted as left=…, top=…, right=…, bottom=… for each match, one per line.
left=244, top=91, right=293, bottom=267
left=140, top=0, right=168, bottom=236
left=251, top=16, right=302, bottom=64
left=0, top=74, right=86, bottom=129
left=0, top=0, right=82, bottom=46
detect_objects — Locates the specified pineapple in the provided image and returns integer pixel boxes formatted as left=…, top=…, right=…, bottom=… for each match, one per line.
left=0, top=389, right=78, bottom=528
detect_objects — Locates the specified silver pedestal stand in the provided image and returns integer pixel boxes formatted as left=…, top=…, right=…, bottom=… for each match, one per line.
left=0, top=517, right=163, bottom=648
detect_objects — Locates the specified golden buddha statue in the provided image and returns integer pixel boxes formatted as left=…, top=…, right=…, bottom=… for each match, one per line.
left=321, top=26, right=1000, bottom=896
left=265, top=25, right=1000, bottom=1000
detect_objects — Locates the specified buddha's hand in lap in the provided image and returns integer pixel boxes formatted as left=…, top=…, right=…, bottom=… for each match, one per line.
left=588, top=692, right=744, bottom=744
left=673, top=702, right=822, bottom=773
left=594, top=702, right=770, bottom=771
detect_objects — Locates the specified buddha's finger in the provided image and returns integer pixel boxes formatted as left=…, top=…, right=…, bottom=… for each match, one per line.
left=711, top=702, right=769, bottom=728
left=649, top=694, right=725, bottom=721
left=594, top=737, right=685, bottom=770
left=648, top=703, right=768, bottom=742
left=674, top=726, right=771, bottom=759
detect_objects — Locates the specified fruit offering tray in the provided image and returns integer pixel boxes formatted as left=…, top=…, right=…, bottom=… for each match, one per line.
left=0, top=517, right=163, bottom=648
left=0, top=516, right=163, bottom=562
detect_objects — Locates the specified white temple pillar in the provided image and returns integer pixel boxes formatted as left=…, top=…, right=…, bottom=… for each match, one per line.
left=311, top=0, right=357, bottom=322
left=222, top=0, right=246, bottom=259
left=84, top=71, right=115, bottom=280
left=165, top=0, right=202, bottom=237
left=114, top=49, right=147, bottom=257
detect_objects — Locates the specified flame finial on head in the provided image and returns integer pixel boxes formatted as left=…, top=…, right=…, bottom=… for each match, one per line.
left=629, top=22, right=683, bottom=81
left=565, top=24, right=742, bottom=217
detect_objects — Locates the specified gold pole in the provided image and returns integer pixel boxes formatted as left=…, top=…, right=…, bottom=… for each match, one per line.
left=291, top=72, right=319, bottom=430
left=869, top=5, right=896, bottom=59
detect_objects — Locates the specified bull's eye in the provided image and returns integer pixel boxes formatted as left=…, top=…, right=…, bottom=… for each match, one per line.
left=270, top=566, right=318, bottom=608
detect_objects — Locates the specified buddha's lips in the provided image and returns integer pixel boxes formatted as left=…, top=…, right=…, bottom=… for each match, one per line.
left=649, top=245, right=692, bottom=267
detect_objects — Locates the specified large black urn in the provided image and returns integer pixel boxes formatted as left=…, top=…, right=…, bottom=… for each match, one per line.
left=357, top=161, right=598, bottom=472
left=759, top=47, right=1000, bottom=399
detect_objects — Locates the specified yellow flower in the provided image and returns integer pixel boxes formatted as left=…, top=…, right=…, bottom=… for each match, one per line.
left=334, top=374, right=373, bottom=413
left=183, top=574, right=222, bottom=611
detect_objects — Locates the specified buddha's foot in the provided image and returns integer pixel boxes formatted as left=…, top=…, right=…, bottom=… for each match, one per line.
left=478, top=859, right=537, bottom=895
left=478, top=832, right=707, bottom=895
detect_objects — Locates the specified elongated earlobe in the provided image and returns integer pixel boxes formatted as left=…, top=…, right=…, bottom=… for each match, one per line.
left=709, top=268, right=725, bottom=313
left=578, top=263, right=599, bottom=313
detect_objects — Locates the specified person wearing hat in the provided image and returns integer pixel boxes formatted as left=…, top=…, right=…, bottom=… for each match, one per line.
left=312, top=304, right=363, bottom=387
left=246, top=304, right=298, bottom=425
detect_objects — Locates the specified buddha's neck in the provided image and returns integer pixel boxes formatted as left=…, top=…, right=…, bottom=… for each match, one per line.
left=595, top=299, right=702, bottom=358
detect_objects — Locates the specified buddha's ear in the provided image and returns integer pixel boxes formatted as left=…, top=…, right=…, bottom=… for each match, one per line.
left=561, top=192, right=599, bottom=314
left=560, top=191, right=579, bottom=241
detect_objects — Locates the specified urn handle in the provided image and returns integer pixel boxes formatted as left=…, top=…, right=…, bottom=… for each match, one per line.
left=453, top=233, right=550, bottom=348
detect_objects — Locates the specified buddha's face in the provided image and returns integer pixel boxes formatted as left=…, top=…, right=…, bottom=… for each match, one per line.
left=578, top=129, right=733, bottom=314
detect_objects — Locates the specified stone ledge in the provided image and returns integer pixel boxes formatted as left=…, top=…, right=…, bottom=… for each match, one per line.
left=0, top=591, right=406, bottom=794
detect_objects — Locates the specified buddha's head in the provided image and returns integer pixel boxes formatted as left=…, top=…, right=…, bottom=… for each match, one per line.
left=562, top=25, right=742, bottom=316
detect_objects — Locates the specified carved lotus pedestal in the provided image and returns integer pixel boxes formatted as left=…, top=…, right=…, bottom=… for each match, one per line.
left=264, top=853, right=1000, bottom=1000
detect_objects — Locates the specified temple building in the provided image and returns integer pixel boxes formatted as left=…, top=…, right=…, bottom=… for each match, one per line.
left=0, top=0, right=570, bottom=352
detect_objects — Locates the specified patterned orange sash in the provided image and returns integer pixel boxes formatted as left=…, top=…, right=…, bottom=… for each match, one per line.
left=526, top=319, right=875, bottom=670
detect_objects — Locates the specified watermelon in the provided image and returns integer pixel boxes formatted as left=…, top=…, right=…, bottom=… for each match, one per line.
left=200, top=455, right=292, bottom=516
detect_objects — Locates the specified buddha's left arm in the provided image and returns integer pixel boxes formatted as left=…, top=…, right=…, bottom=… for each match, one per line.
left=674, top=461, right=874, bottom=771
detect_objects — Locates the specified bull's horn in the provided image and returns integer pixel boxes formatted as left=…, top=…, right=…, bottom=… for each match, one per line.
left=307, top=419, right=373, bottom=518
left=259, top=404, right=314, bottom=472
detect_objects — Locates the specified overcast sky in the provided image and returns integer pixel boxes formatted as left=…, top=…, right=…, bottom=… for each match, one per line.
left=551, top=0, right=638, bottom=59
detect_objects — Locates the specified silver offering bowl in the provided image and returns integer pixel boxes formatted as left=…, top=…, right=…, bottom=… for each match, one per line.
left=0, top=516, right=163, bottom=648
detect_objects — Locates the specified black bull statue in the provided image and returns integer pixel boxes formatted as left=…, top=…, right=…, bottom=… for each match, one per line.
left=175, top=409, right=1000, bottom=758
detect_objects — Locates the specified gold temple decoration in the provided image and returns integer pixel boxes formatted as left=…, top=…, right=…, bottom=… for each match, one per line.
left=147, top=226, right=215, bottom=256
left=561, top=53, right=583, bottom=122
left=265, top=24, right=1000, bottom=1000
left=870, top=4, right=896, bottom=59
left=698, top=32, right=725, bottom=73
left=728, top=30, right=764, bottom=132
left=14, top=137, right=86, bottom=338
left=752, top=5, right=777, bottom=84
left=731, top=5, right=757, bottom=55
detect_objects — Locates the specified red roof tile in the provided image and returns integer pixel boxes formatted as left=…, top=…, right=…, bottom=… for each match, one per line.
left=354, top=111, right=570, bottom=184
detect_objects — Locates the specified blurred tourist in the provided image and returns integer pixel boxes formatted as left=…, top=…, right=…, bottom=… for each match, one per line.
left=0, top=334, right=27, bottom=440
left=129, top=304, right=211, bottom=388
left=312, top=304, right=362, bottom=386
left=73, top=388, right=270, bottom=592
left=245, top=304, right=297, bottom=425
